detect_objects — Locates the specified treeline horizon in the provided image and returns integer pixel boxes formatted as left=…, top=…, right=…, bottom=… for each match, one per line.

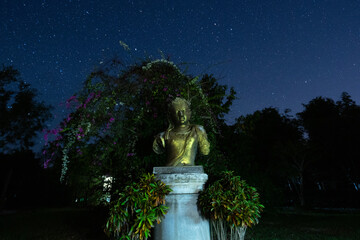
left=221, top=91, right=360, bottom=208
left=1, top=63, right=360, bottom=210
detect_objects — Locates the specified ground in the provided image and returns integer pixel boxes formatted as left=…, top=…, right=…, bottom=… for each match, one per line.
left=0, top=207, right=359, bottom=239
left=246, top=208, right=360, bottom=240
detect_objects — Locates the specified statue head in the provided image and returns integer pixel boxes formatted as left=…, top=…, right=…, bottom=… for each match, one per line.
left=168, top=97, right=191, bottom=127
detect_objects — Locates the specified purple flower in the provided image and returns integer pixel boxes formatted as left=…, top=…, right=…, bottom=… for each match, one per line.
left=44, top=159, right=51, bottom=169
left=77, top=149, right=83, bottom=155
left=76, top=133, right=83, bottom=140
left=50, top=129, right=58, bottom=135
left=66, top=115, right=72, bottom=122
left=143, top=78, right=147, bottom=82
left=160, top=74, right=167, bottom=79
left=113, top=141, right=116, bottom=145
left=43, top=132, right=49, bottom=143
left=66, top=95, right=78, bottom=109
left=67, top=95, right=77, bottom=102
left=109, top=117, right=115, bottom=123
left=42, top=150, right=46, bottom=155
left=85, top=93, right=95, bottom=105
left=145, top=101, right=150, bottom=106
left=163, top=87, right=168, bottom=91
left=79, top=127, right=84, bottom=133
left=127, top=153, right=135, bottom=157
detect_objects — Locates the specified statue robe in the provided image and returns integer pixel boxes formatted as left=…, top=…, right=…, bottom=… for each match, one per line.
left=153, top=125, right=210, bottom=166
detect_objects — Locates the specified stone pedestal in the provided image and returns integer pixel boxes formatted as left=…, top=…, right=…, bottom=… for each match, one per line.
left=153, top=166, right=210, bottom=240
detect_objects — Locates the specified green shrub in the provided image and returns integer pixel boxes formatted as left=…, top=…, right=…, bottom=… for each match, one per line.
left=105, top=173, right=172, bottom=240
left=197, top=171, right=264, bottom=240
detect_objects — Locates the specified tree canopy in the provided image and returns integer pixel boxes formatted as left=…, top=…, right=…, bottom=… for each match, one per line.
left=297, top=93, right=360, bottom=203
left=44, top=59, right=235, bottom=204
left=1, top=65, right=52, bottom=209
left=222, top=93, right=360, bottom=207
left=0, top=66, right=52, bottom=153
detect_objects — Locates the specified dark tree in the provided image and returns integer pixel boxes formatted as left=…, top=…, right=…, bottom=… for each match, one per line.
left=297, top=93, right=360, bottom=207
left=224, top=107, right=304, bottom=207
left=0, top=65, right=52, bottom=209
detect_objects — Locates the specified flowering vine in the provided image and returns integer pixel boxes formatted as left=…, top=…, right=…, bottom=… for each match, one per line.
left=42, top=58, right=235, bottom=200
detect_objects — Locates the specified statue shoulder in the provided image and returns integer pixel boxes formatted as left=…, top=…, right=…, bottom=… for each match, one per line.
left=193, top=125, right=210, bottom=155
left=155, top=131, right=166, bottom=140
left=193, top=125, right=207, bottom=133
left=153, top=131, right=166, bottom=154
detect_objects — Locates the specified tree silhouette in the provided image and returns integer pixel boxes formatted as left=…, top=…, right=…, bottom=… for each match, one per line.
left=224, top=107, right=304, bottom=206
left=0, top=65, right=52, bottom=209
left=297, top=93, right=360, bottom=207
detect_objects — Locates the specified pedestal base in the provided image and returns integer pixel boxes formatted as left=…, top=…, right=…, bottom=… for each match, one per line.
left=153, top=166, right=210, bottom=240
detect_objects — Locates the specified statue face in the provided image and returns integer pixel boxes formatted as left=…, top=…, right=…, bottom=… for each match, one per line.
left=170, top=102, right=191, bottom=126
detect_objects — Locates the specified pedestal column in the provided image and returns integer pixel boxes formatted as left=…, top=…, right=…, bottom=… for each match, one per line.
left=153, top=166, right=210, bottom=240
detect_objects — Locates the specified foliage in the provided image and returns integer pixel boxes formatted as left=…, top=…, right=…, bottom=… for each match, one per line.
left=222, top=108, right=304, bottom=207
left=232, top=107, right=303, bottom=177
left=104, top=173, right=171, bottom=240
left=197, top=171, right=264, bottom=240
left=0, top=65, right=52, bottom=153
left=43, top=58, right=235, bottom=204
left=296, top=92, right=360, bottom=207
left=0, top=65, right=52, bottom=209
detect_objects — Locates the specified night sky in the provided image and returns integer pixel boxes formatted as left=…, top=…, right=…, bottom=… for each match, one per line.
left=1, top=0, right=360, bottom=146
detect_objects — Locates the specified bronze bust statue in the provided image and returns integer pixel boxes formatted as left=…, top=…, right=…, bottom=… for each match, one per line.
left=153, top=97, right=210, bottom=166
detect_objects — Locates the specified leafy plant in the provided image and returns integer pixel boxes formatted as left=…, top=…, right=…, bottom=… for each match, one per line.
left=105, top=173, right=172, bottom=240
left=197, top=171, right=264, bottom=240
left=43, top=58, right=235, bottom=205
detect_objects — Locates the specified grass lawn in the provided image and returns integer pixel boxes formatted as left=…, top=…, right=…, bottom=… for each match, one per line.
left=0, top=207, right=108, bottom=240
left=0, top=207, right=359, bottom=239
left=246, top=209, right=360, bottom=240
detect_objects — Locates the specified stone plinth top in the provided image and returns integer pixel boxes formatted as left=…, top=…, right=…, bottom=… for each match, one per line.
left=153, top=166, right=204, bottom=174
left=153, top=166, right=207, bottom=194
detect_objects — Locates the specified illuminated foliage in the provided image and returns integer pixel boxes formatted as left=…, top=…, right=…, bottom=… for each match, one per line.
left=105, top=173, right=171, bottom=240
left=198, top=171, right=264, bottom=240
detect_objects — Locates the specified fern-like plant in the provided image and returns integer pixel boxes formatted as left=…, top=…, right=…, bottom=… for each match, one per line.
left=197, top=171, right=264, bottom=240
left=105, top=173, right=172, bottom=240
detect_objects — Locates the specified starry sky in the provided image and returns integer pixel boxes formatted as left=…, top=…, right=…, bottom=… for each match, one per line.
left=1, top=0, right=360, bottom=131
